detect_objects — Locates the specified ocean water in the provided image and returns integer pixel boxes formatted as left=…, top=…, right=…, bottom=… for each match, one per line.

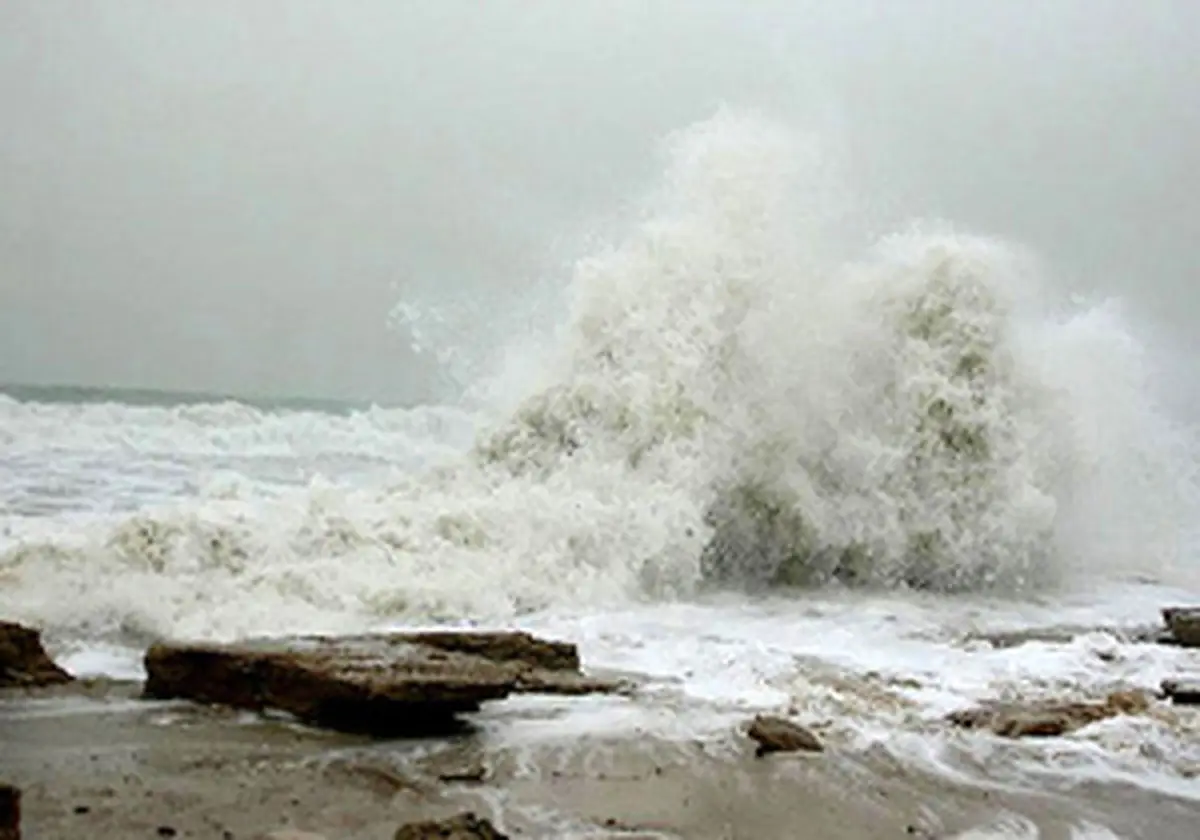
left=2, top=111, right=1198, bottom=805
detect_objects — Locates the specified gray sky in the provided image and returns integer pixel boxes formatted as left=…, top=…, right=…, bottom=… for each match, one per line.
left=2, top=0, right=1198, bottom=403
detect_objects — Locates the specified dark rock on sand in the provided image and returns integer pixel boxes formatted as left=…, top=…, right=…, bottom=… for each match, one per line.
left=0, top=783, right=19, bottom=840
left=0, top=621, right=72, bottom=688
left=143, top=630, right=621, bottom=736
left=394, top=812, right=508, bottom=840
left=1162, top=607, right=1200, bottom=648
left=746, top=714, right=824, bottom=756
left=947, top=690, right=1150, bottom=738
left=1161, top=678, right=1200, bottom=706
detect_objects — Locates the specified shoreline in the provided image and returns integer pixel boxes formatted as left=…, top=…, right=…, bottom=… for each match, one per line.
left=4, top=680, right=1199, bottom=839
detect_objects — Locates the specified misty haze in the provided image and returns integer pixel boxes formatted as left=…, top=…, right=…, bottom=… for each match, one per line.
left=2, top=0, right=1198, bottom=405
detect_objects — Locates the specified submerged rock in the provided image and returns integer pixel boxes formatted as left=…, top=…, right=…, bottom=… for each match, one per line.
left=0, top=783, right=18, bottom=840
left=947, top=690, right=1150, bottom=738
left=0, top=621, right=73, bottom=689
left=966, top=623, right=1165, bottom=650
left=1162, top=679, right=1200, bottom=706
left=1162, top=607, right=1200, bottom=648
left=143, top=630, right=622, bottom=736
left=394, top=812, right=508, bottom=840
left=746, top=714, right=824, bottom=756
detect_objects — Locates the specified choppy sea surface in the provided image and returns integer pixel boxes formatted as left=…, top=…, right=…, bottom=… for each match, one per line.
left=3, top=112, right=1198, bottom=815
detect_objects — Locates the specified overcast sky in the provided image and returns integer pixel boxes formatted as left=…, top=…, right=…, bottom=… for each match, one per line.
left=2, top=0, right=1198, bottom=403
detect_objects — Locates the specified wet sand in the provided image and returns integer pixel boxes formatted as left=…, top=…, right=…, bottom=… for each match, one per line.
left=2, top=681, right=1197, bottom=839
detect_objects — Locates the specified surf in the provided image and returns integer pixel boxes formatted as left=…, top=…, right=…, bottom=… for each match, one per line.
left=1, top=109, right=1197, bottom=646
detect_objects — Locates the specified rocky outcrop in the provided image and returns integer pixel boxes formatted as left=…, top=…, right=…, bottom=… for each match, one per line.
left=1161, top=607, right=1200, bottom=647
left=394, top=812, right=508, bottom=840
left=746, top=714, right=824, bottom=756
left=947, top=690, right=1150, bottom=738
left=0, top=783, right=19, bottom=840
left=143, top=630, right=623, bottom=736
left=0, top=621, right=72, bottom=688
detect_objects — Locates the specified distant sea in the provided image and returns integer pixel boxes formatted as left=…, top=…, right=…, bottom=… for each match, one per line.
left=0, top=381, right=376, bottom=415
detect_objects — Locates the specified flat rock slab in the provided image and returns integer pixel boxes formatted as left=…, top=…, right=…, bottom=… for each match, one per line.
left=392, top=631, right=578, bottom=671
left=0, top=783, right=19, bottom=840
left=947, top=690, right=1150, bottom=738
left=143, top=631, right=622, bottom=736
left=1162, top=607, right=1200, bottom=648
left=394, top=812, right=508, bottom=840
left=0, top=621, right=73, bottom=689
left=746, top=714, right=824, bottom=756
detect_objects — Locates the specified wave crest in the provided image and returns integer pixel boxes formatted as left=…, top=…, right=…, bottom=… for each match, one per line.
left=2, top=110, right=1196, bottom=643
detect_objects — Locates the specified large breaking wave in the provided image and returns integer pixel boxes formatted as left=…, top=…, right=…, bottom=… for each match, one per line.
left=1, top=110, right=1195, bottom=642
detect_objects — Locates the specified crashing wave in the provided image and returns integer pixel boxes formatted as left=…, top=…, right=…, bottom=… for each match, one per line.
left=2, top=110, right=1195, bottom=643
left=700, top=237, right=1060, bottom=592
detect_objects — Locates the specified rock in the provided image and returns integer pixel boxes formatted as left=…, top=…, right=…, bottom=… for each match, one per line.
left=0, top=621, right=73, bottom=688
left=256, top=832, right=329, bottom=840
left=395, top=631, right=579, bottom=671
left=0, top=783, right=19, bottom=840
left=746, top=714, right=824, bottom=756
left=1162, top=607, right=1200, bottom=647
left=143, top=630, right=621, bottom=736
left=511, top=669, right=627, bottom=696
left=394, top=812, right=508, bottom=840
left=966, top=623, right=1164, bottom=649
left=1162, top=678, right=1200, bottom=706
left=947, top=690, right=1150, bottom=738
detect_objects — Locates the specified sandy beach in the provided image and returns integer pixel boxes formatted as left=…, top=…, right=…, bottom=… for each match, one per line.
left=3, top=679, right=1197, bottom=840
